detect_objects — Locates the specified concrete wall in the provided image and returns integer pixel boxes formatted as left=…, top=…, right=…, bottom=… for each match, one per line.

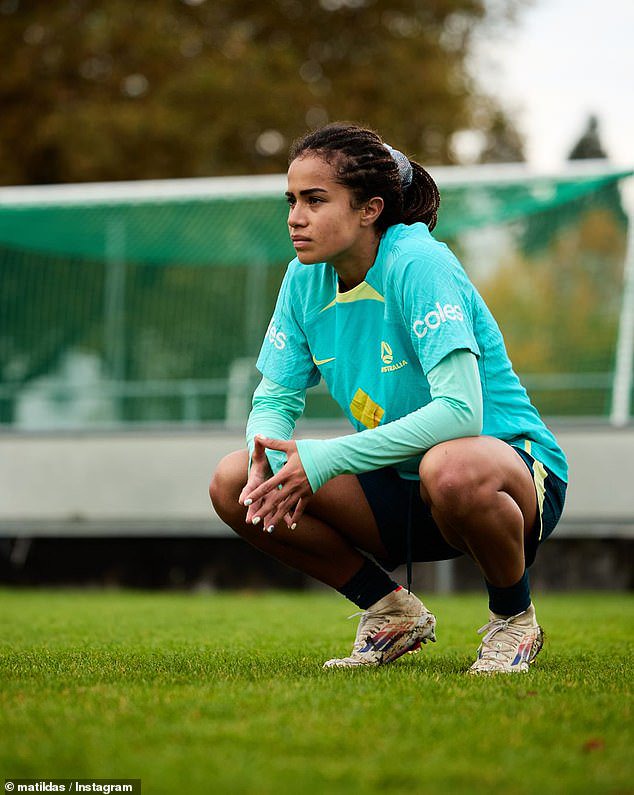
left=1, top=424, right=633, bottom=538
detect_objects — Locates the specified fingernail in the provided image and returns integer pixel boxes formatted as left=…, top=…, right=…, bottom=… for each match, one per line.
left=291, top=523, right=297, bottom=530
left=252, top=516, right=261, bottom=525
left=266, top=525, right=275, bottom=534
left=244, top=498, right=253, bottom=506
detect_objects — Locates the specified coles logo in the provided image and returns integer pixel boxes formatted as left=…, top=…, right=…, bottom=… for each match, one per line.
left=265, top=319, right=286, bottom=350
left=413, top=302, right=464, bottom=338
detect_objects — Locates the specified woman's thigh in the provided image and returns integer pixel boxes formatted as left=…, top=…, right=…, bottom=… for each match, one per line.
left=306, top=474, right=390, bottom=561
left=212, top=451, right=388, bottom=560
left=419, top=436, right=538, bottom=536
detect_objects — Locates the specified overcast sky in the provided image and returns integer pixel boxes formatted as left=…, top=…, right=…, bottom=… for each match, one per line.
left=475, top=0, right=634, bottom=170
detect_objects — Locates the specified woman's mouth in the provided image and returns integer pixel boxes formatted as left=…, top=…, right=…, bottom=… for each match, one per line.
left=291, top=236, right=311, bottom=250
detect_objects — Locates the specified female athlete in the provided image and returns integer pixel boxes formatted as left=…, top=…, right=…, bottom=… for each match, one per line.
left=209, top=122, right=567, bottom=673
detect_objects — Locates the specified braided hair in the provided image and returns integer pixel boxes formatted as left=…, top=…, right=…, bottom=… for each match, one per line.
left=288, top=123, right=440, bottom=232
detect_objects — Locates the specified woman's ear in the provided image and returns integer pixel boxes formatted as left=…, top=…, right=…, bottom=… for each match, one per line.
left=360, top=196, right=384, bottom=227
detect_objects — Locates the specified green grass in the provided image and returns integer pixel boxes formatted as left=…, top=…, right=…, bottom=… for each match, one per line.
left=0, top=589, right=632, bottom=795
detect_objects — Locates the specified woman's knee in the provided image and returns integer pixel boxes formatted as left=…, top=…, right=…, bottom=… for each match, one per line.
left=209, top=449, right=248, bottom=523
left=419, top=442, right=488, bottom=517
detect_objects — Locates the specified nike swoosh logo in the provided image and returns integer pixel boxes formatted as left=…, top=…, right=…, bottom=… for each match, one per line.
left=312, top=355, right=336, bottom=366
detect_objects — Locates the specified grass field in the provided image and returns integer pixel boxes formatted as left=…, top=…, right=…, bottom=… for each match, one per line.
left=1, top=589, right=632, bottom=795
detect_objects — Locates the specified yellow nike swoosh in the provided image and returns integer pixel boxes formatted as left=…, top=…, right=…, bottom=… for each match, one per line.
left=312, top=355, right=336, bottom=366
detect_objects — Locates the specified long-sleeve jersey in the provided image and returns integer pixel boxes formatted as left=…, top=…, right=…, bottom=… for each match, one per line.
left=249, top=222, right=568, bottom=487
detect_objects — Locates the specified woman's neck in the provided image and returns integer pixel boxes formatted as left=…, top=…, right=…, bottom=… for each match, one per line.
left=333, top=234, right=381, bottom=292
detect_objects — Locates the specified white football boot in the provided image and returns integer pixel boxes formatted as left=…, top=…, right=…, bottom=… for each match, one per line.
left=323, top=586, right=436, bottom=669
left=469, top=603, right=544, bottom=674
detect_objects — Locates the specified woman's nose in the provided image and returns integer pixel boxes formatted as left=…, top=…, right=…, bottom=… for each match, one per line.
left=288, top=204, right=306, bottom=227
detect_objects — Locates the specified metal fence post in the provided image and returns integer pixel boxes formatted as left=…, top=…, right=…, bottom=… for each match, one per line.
left=610, top=180, right=634, bottom=426
left=104, top=218, right=127, bottom=419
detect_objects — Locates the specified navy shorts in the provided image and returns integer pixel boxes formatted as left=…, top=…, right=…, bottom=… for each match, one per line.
left=357, top=446, right=567, bottom=572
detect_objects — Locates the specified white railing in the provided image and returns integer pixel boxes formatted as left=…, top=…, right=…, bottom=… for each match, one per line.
left=0, top=369, right=628, bottom=430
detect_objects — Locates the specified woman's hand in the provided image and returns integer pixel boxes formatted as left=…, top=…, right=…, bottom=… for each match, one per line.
left=240, top=436, right=313, bottom=532
left=238, top=436, right=273, bottom=520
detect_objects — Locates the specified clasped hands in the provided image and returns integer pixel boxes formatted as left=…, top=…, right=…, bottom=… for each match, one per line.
left=238, top=435, right=313, bottom=533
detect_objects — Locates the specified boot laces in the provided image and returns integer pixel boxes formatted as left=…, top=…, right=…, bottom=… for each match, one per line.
left=476, top=616, right=529, bottom=660
left=347, top=610, right=390, bottom=651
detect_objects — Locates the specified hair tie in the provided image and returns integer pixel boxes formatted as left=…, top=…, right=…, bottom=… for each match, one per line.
left=384, top=143, right=413, bottom=188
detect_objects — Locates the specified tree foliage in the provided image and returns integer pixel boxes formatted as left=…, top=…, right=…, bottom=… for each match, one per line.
left=1, top=0, right=527, bottom=185
left=568, top=115, right=607, bottom=161
left=479, top=190, right=627, bottom=415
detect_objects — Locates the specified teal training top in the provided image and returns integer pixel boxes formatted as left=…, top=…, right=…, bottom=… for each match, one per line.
left=255, top=222, right=568, bottom=483
left=248, top=349, right=482, bottom=492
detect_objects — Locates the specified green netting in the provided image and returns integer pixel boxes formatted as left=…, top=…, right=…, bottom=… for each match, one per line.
left=437, top=174, right=631, bottom=236
left=0, top=172, right=630, bottom=266
left=0, top=168, right=632, bottom=428
left=0, top=197, right=292, bottom=266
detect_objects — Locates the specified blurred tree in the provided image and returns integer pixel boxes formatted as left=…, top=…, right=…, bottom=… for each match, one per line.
left=521, top=113, right=626, bottom=258
left=0, top=0, right=527, bottom=185
left=477, top=113, right=628, bottom=415
left=567, top=114, right=627, bottom=230
left=568, top=114, right=607, bottom=160
left=478, top=110, right=525, bottom=163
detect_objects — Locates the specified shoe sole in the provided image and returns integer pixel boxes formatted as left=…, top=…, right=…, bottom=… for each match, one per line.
left=530, top=627, right=544, bottom=662
left=381, top=613, right=437, bottom=665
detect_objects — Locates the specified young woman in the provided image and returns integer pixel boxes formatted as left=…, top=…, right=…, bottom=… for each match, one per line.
left=209, top=123, right=567, bottom=673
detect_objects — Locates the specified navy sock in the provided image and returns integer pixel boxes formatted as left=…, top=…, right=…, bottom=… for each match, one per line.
left=337, top=558, right=398, bottom=610
left=486, top=569, right=531, bottom=616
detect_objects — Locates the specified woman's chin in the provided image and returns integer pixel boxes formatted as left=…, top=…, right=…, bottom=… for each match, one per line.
left=296, top=251, right=322, bottom=265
